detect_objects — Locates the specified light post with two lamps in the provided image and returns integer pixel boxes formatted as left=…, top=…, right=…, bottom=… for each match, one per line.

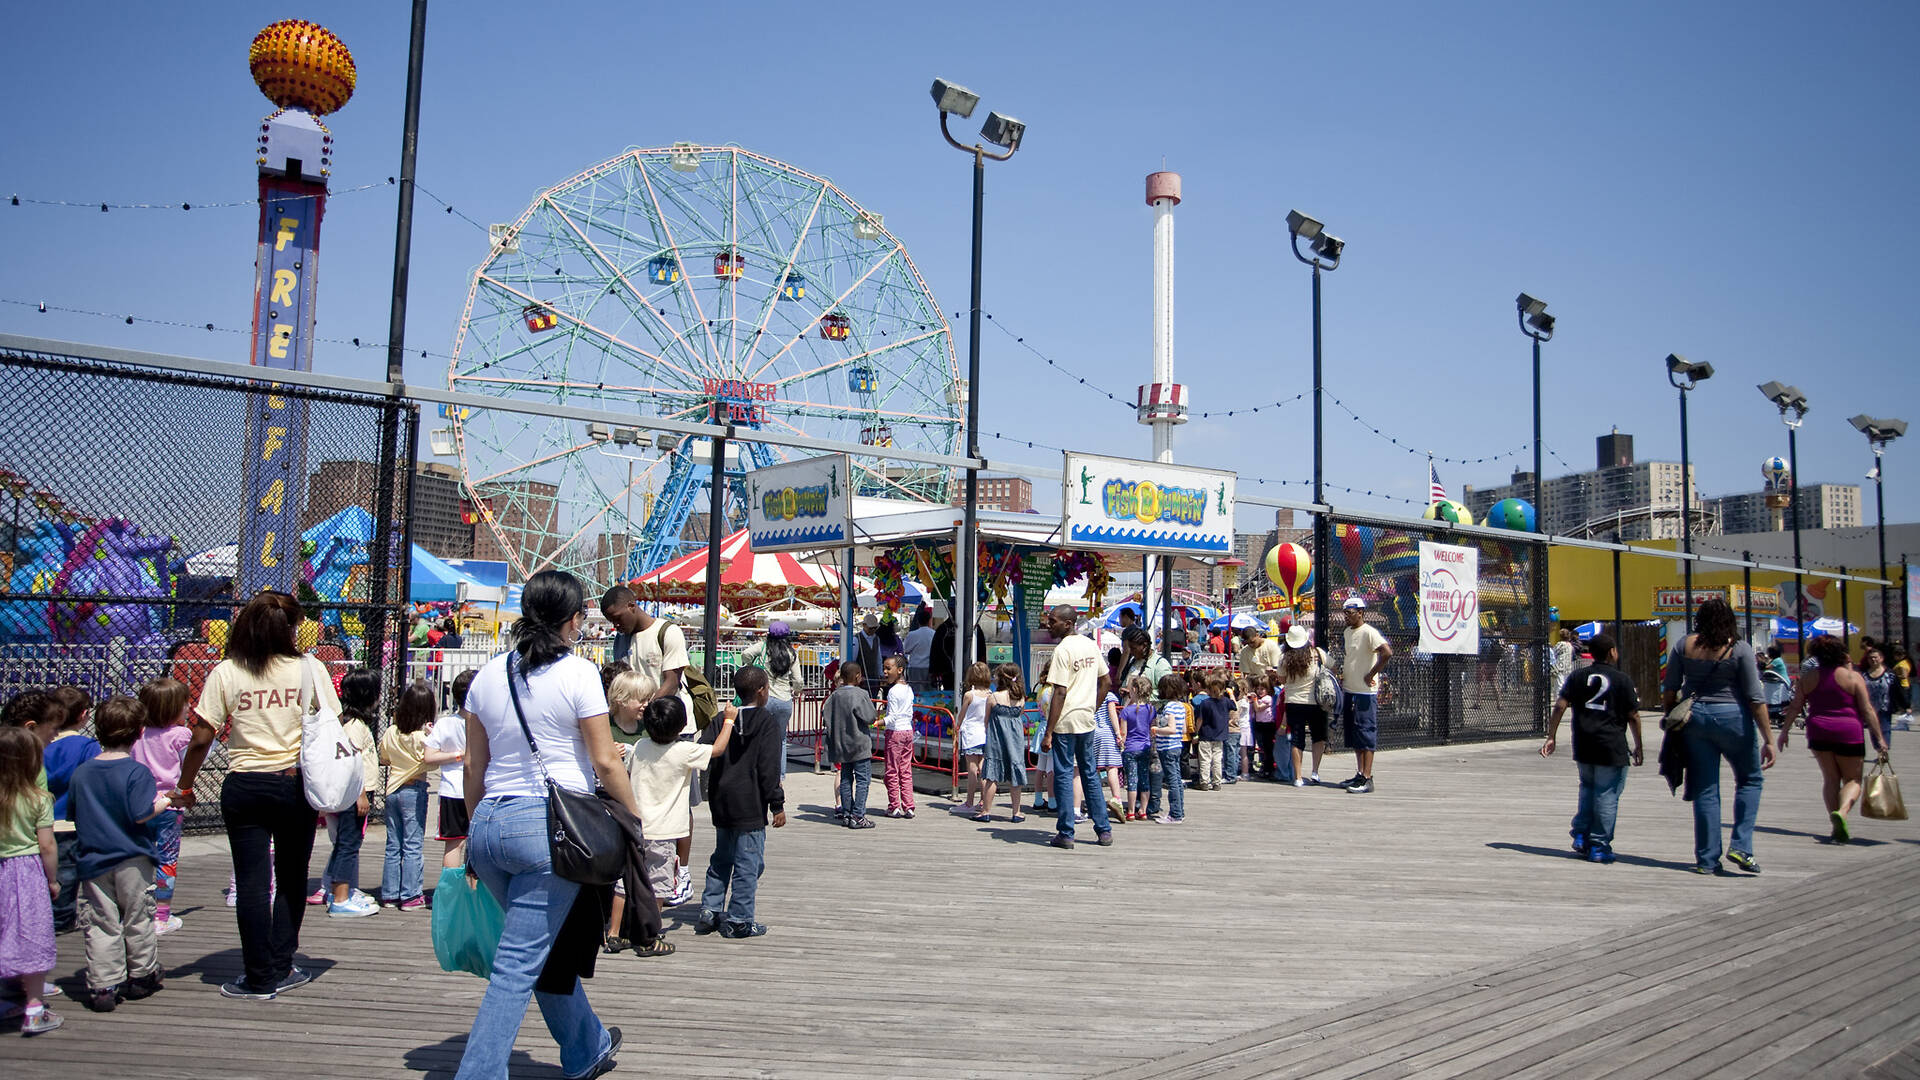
left=1286, top=210, right=1343, bottom=648
left=1759, top=381, right=1809, bottom=663
left=1849, top=414, right=1906, bottom=655
left=1667, top=355, right=1714, bottom=629
left=929, top=78, right=1023, bottom=680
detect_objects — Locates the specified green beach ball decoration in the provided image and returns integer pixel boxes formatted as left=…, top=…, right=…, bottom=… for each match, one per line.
left=1484, top=498, right=1536, bottom=531
left=1422, top=499, right=1475, bottom=526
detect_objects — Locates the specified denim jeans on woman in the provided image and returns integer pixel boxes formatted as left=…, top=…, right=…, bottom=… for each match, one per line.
left=837, top=758, right=871, bottom=819
left=765, top=695, right=794, bottom=779
left=382, top=780, right=429, bottom=902
left=1681, top=700, right=1763, bottom=870
left=456, top=795, right=612, bottom=1080
left=221, top=769, right=318, bottom=994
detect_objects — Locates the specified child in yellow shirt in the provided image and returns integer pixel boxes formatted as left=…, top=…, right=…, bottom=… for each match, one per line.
left=378, top=680, right=434, bottom=910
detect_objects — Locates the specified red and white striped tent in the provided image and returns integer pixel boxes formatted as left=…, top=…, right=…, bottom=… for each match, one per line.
left=628, top=530, right=843, bottom=607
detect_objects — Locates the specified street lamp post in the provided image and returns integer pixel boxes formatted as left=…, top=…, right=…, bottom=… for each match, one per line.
left=1286, top=210, right=1343, bottom=649
left=1517, top=294, right=1554, bottom=725
left=1760, top=382, right=1810, bottom=663
left=1667, top=355, right=1714, bottom=629
left=1850, top=414, right=1907, bottom=650
left=931, top=78, right=1023, bottom=682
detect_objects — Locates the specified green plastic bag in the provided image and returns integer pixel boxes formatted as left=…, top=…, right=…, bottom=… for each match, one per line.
left=431, top=865, right=504, bottom=979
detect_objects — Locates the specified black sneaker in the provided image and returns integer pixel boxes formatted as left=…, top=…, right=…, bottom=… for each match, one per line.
left=1048, top=833, right=1076, bottom=850
left=719, top=920, right=767, bottom=939
left=122, top=971, right=164, bottom=1000
left=693, top=909, right=720, bottom=935
left=1346, top=777, right=1374, bottom=794
left=81, top=987, right=120, bottom=1013
left=563, top=1025, right=622, bottom=1080
left=1338, top=774, right=1363, bottom=789
left=274, top=966, right=312, bottom=994
left=1096, top=832, right=1114, bottom=847
left=219, top=980, right=276, bottom=1001
left=1726, top=851, right=1760, bottom=874
left=847, top=817, right=876, bottom=830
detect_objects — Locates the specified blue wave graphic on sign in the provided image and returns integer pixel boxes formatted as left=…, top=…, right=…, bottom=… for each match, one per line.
left=1067, top=525, right=1230, bottom=553
left=752, top=524, right=848, bottom=547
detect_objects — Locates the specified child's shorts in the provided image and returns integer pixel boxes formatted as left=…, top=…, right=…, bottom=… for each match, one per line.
left=961, top=743, right=985, bottom=758
left=642, top=839, right=678, bottom=897
left=436, top=796, right=469, bottom=841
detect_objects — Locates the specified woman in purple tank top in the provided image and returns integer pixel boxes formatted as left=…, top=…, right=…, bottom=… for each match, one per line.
left=1779, top=635, right=1890, bottom=843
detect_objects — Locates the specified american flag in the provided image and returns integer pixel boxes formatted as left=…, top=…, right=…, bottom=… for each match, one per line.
left=1428, top=460, right=1448, bottom=506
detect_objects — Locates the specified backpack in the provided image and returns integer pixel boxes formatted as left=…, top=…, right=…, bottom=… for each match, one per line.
left=297, top=656, right=363, bottom=813
left=655, top=621, right=719, bottom=730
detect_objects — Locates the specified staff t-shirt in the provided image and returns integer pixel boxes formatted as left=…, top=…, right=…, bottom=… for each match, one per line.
left=464, top=652, right=608, bottom=797
left=628, top=738, right=714, bottom=840
left=1045, top=633, right=1105, bottom=735
left=425, top=713, right=466, bottom=798
left=194, top=655, right=342, bottom=773
left=1558, top=661, right=1639, bottom=767
left=633, top=620, right=696, bottom=734
left=1342, top=622, right=1388, bottom=695
left=1237, top=639, right=1282, bottom=680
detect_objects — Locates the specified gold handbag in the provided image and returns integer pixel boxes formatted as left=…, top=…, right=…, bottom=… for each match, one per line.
left=1862, top=755, right=1907, bottom=821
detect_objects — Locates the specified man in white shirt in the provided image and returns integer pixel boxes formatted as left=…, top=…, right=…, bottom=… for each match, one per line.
left=1237, top=625, right=1282, bottom=682
left=1039, top=605, right=1113, bottom=849
left=1339, top=596, right=1392, bottom=794
left=602, top=583, right=697, bottom=891
left=903, top=606, right=936, bottom=689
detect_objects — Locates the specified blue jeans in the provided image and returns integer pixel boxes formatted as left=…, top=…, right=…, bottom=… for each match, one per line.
left=1147, top=745, right=1184, bottom=819
left=1122, top=748, right=1154, bottom=793
left=838, top=758, right=871, bottom=818
left=766, top=696, right=794, bottom=779
left=382, top=780, right=428, bottom=902
left=321, top=807, right=365, bottom=894
left=1223, top=739, right=1242, bottom=781
left=1573, top=763, right=1629, bottom=851
left=1050, top=730, right=1112, bottom=837
left=457, top=796, right=611, bottom=1080
left=701, top=827, right=767, bottom=926
left=1682, top=700, right=1764, bottom=869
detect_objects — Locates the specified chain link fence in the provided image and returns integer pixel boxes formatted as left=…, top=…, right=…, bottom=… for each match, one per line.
left=1307, top=513, right=1549, bottom=749
left=0, top=344, right=415, bottom=830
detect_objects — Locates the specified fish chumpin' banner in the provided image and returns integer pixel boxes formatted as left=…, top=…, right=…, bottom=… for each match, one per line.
left=1061, top=451, right=1235, bottom=556
left=745, top=453, right=850, bottom=553
left=1417, top=540, right=1479, bottom=655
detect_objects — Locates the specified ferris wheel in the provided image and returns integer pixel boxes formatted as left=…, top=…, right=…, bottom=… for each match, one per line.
left=445, top=145, right=962, bottom=587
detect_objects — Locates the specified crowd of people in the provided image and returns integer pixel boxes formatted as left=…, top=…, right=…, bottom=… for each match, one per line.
left=0, top=576, right=1906, bottom=1076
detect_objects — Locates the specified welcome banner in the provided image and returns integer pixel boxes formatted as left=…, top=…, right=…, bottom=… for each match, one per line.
left=1417, top=541, right=1480, bottom=655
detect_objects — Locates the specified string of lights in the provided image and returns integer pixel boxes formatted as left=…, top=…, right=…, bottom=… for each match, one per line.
left=1326, top=392, right=1530, bottom=467
left=0, top=297, right=456, bottom=362
left=981, top=431, right=1425, bottom=507
left=415, top=183, right=491, bottom=235
left=5, top=178, right=393, bottom=212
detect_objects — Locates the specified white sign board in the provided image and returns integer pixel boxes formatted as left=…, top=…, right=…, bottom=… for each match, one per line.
left=1061, top=451, right=1236, bottom=557
left=1417, top=541, right=1480, bottom=655
left=744, top=454, right=851, bottom=553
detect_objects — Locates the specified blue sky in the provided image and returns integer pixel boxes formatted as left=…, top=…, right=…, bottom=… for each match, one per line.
left=3, top=1, right=1916, bottom=533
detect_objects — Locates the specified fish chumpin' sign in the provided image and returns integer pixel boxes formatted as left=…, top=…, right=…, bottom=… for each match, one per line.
left=1061, top=452, right=1235, bottom=556
left=745, top=453, right=850, bottom=553
left=1417, top=541, right=1480, bottom=654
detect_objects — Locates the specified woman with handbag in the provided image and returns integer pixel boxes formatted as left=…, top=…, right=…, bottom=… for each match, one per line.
left=455, top=570, right=641, bottom=1080
left=1278, top=626, right=1330, bottom=786
left=174, top=590, right=341, bottom=1001
left=1778, top=634, right=1890, bottom=843
left=1659, top=597, right=1776, bottom=875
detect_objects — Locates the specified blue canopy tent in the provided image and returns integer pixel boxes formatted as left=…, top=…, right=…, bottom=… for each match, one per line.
left=1209, top=612, right=1265, bottom=633
left=1773, top=616, right=1857, bottom=640
left=411, top=546, right=491, bottom=603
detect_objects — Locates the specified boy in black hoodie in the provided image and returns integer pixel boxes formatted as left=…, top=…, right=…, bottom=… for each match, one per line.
left=695, top=666, right=785, bottom=939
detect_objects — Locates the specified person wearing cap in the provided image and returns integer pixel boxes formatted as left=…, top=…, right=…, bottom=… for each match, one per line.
left=1339, top=596, right=1391, bottom=793
left=849, top=614, right=882, bottom=677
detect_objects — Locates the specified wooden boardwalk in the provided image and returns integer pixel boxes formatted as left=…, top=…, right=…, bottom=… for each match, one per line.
left=4, top=729, right=1915, bottom=1078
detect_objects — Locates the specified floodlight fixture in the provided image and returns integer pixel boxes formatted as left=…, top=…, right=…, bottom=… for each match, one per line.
left=1311, top=233, right=1345, bottom=260
left=980, top=111, right=1024, bottom=152
left=586, top=422, right=611, bottom=442
left=1666, top=354, right=1712, bottom=387
left=1851, top=414, right=1908, bottom=444
left=931, top=78, right=979, bottom=118
left=1527, top=311, right=1556, bottom=335
left=1285, top=210, right=1323, bottom=240
left=1517, top=293, right=1548, bottom=318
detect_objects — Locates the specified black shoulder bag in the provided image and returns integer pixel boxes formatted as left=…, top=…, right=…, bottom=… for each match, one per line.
left=505, top=653, right=625, bottom=885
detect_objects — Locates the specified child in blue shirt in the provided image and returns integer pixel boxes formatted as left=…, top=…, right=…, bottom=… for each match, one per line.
left=69, top=696, right=172, bottom=1013
left=40, top=688, right=98, bottom=934
left=1148, top=674, right=1188, bottom=823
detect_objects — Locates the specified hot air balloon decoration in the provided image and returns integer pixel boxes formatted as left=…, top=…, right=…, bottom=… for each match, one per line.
left=1423, top=500, right=1475, bottom=527
left=1333, top=522, right=1375, bottom=585
left=1265, top=542, right=1313, bottom=607
left=1483, top=498, right=1536, bottom=532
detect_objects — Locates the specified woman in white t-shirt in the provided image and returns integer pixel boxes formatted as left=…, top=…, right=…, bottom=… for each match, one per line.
left=454, top=571, right=640, bottom=1080
left=175, top=590, right=341, bottom=1001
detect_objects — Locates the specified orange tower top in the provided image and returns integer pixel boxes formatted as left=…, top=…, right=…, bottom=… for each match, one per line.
left=249, top=20, right=356, bottom=116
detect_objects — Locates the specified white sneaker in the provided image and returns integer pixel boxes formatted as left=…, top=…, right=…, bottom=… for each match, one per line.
left=1293, top=777, right=1307, bottom=788
left=154, top=915, right=184, bottom=935
left=328, top=894, right=379, bottom=918
left=1309, top=772, right=1321, bottom=784
left=225, top=888, right=237, bottom=908
left=677, top=866, right=692, bottom=894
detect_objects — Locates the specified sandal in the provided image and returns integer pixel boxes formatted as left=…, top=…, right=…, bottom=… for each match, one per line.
left=971, top=813, right=992, bottom=823
left=632, top=937, right=676, bottom=957
left=1008, top=814, right=1026, bottom=823
left=602, top=935, right=630, bottom=954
